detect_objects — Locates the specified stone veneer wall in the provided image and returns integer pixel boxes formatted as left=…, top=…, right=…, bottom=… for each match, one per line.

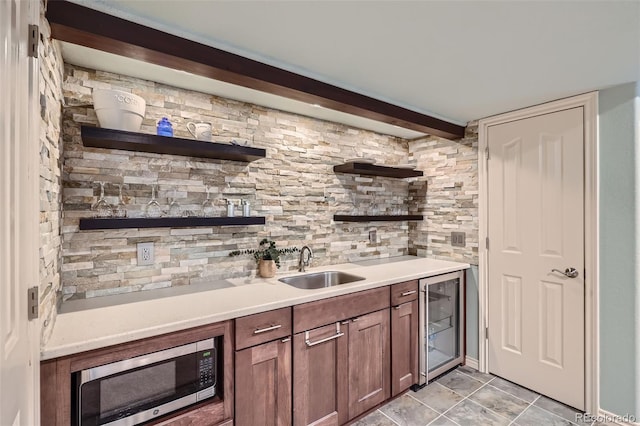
left=408, top=122, right=479, bottom=264
left=61, top=65, right=414, bottom=299
left=39, top=4, right=65, bottom=344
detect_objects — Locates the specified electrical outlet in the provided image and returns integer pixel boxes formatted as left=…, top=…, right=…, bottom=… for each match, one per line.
left=137, top=242, right=154, bottom=265
left=369, top=229, right=377, bottom=244
left=451, top=231, right=465, bottom=247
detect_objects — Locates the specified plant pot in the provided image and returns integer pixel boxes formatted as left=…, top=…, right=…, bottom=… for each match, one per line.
left=258, top=259, right=277, bottom=278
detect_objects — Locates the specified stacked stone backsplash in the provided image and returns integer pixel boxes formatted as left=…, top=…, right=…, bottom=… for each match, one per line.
left=39, top=4, right=64, bottom=344
left=61, top=65, right=413, bottom=299
left=408, top=123, right=479, bottom=264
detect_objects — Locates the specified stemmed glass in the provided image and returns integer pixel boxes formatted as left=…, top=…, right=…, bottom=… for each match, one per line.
left=93, top=181, right=112, bottom=218
left=113, top=184, right=127, bottom=218
left=201, top=186, right=215, bottom=217
left=168, top=190, right=182, bottom=217
left=371, top=192, right=379, bottom=216
left=145, top=184, right=162, bottom=218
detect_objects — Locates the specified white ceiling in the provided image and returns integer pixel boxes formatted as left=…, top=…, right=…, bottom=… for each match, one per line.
left=65, top=0, right=639, bottom=137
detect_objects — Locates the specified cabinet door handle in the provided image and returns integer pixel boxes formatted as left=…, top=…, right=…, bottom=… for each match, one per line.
left=401, top=290, right=417, bottom=296
left=305, top=323, right=344, bottom=347
left=253, top=324, right=282, bottom=334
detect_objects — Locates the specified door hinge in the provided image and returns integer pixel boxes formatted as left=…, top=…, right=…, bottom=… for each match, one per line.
left=485, top=146, right=489, bottom=160
left=485, top=327, right=489, bottom=339
left=28, top=24, right=39, bottom=58
left=27, top=287, right=39, bottom=320
left=485, top=237, right=489, bottom=249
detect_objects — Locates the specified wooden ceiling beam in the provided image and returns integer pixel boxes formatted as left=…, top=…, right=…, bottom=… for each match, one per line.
left=46, top=1, right=465, bottom=139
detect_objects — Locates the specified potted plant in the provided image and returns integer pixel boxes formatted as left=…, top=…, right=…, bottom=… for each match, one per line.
left=229, top=238, right=299, bottom=278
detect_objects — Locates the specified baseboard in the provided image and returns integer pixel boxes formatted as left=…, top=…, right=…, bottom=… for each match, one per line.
left=464, top=356, right=479, bottom=370
left=590, top=408, right=639, bottom=425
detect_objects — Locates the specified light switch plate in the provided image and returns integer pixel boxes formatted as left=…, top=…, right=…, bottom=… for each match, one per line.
left=137, top=242, right=155, bottom=265
left=451, top=232, right=465, bottom=247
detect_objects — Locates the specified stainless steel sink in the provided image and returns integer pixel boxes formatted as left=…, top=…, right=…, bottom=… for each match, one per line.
left=278, top=271, right=365, bottom=290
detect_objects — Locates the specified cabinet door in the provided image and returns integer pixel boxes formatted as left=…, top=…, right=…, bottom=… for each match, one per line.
left=293, top=322, right=348, bottom=426
left=235, top=338, right=291, bottom=426
left=348, top=309, right=391, bottom=419
left=391, top=300, right=419, bottom=396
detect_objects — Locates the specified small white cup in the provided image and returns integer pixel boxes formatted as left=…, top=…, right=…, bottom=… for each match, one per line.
left=187, top=122, right=212, bottom=141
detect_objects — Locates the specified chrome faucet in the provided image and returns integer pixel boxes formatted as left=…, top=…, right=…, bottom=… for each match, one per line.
left=299, top=246, right=313, bottom=272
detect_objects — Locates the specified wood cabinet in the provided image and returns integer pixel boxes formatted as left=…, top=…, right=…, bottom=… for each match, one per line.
left=293, top=322, right=348, bottom=426
left=293, top=287, right=390, bottom=425
left=40, top=321, right=234, bottom=426
left=234, top=307, right=293, bottom=426
left=390, top=280, right=420, bottom=396
left=347, top=309, right=391, bottom=419
left=235, top=338, right=292, bottom=426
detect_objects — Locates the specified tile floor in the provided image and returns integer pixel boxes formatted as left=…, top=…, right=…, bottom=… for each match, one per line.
left=354, top=366, right=613, bottom=426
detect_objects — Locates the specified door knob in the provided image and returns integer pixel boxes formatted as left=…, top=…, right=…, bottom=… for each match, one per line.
left=551, top=267, right=579, bottom=278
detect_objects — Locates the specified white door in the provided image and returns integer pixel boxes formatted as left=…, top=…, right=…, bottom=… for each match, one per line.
left=0, top=0, right=41, bottom=425
left=487, top=107, right=585, bottom=410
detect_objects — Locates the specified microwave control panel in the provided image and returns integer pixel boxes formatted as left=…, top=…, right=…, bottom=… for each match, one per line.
left=197, top=347, right=216, bottom=389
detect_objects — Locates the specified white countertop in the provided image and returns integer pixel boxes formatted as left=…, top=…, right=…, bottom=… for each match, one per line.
left=42, top=257, right=469, bottom=360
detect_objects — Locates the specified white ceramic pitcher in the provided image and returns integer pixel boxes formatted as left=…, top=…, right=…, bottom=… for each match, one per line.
left=187, top=122, right=212, bottom=141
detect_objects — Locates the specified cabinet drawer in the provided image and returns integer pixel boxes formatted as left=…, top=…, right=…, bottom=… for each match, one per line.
left=391, top=280, right=419, bottom=306
left=235, top=307, right=291, bottom=350
left=293, top=287, right=389, bottom=334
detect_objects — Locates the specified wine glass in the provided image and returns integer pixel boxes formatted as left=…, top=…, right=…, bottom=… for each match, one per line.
left=93, top=181, right=112, bottom=218
left=350, top=192, right=359, bottom=215
left=201, top=186, right=215, bottom=217
left=371, top=192, right=379, bottom=216
left=112, top=184, right=127, bottom=218
left=168, top=190, right=182, bottom=217
left=145, top=184, right=162, bottom=218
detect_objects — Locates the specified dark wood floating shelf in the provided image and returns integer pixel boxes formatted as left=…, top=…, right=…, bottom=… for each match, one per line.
left=81, top=126, right=266, bottom=162
left=79, top=216, right=266, bottom=230
left=333, top=215, right=424, bottom=222
left=334, top=162, right=423, bottom=179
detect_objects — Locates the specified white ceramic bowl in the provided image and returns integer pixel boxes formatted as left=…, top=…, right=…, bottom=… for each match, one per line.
left=92, top=89, right=146, bottom=132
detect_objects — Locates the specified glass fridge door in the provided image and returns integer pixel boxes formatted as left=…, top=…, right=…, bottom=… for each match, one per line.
left=427, top=276, right=460, bottom=374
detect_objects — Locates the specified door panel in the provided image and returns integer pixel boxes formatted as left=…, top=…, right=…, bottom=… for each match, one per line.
left=0, top=1, right=39, bottom=425
left=391, top=300, right=419, bottom=396
left=235, top=339, right=291, bottom=426
left=348, top=310, right=390, bottom=419
left=293, top=323, right=347, bottom=426
left=487, top=107, right=585, bottom=410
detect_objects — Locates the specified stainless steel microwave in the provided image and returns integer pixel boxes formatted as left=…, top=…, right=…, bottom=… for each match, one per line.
left=73, top=338, right=216, bottom=425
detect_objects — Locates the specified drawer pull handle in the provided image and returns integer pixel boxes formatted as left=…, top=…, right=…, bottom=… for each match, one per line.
left=401, top=290, right=417, bottom=296
left=281, top=337, right=291, bottom=343
left=305, top=323, right=344, bottom=347
left=253, top=324, right=282, bottom=334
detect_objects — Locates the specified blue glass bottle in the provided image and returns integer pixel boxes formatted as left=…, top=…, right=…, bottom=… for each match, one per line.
left=157, top=117, right=173, bottom=137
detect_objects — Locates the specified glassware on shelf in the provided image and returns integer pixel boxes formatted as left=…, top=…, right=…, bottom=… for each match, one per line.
left=112, top=184, right=127, bottom=218
left=168, top=190, right=182, bottom=217
left=201, top=187, right=215, bottom=217
left=93, top=181, right=112, bottom=218
left=350, top=192, right=359, bottom=215
left=145, top=184, right=163, bottom=218
left=370, top=192, right=379, bottom=216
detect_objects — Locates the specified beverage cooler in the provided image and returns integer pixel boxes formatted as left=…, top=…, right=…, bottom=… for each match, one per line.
left=415, top=271, right=464, bottom=386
